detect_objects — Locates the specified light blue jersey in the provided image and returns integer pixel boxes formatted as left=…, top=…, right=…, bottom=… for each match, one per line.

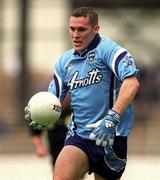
left=48, top=34, right=140, bottom=140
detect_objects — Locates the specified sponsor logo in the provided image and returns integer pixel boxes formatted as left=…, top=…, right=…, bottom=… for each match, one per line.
left=65, top=62, right=73, bottom=71
left=67, top=68, right=103, bottom=90
left=51, top=104, right=62, bottom=112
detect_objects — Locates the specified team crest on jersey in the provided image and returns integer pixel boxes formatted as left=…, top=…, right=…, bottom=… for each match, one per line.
left=123, top=55, right=135, bottom=68
left=65, top=62, right=73, bottom=71
left=86, top=51, right=96, bottom=64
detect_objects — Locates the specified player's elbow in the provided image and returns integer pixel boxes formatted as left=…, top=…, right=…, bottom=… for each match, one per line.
left=133, top=78, right=140, bottom=93
left=130, top=78, right=140, bottom=97
left=124, top=76, right=140, bottom=95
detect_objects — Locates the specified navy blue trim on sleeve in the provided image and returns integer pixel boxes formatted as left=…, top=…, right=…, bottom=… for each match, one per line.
left=53, top=74, right=60, bottom=98
left=115, top=51, right=127, bottom=79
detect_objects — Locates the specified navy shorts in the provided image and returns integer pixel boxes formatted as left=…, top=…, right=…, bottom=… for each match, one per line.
left=65, top=134, right=127, bottom=180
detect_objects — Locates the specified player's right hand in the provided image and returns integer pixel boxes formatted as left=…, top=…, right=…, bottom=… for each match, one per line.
left=24, top=106, right=44, bottom=130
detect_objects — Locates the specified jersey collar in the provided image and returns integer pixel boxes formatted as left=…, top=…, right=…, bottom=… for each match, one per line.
left=73, top=33, right=101, bottom=57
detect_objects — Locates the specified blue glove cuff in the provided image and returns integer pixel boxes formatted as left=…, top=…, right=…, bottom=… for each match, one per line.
left=107, top=109, right=120, bottom=124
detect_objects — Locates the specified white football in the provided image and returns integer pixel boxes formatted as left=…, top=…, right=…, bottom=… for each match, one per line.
left=27, top=92, right=62, bottom=127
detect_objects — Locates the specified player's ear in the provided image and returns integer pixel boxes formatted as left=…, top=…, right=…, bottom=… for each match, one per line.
left=94, top=25, right=99, bottom=33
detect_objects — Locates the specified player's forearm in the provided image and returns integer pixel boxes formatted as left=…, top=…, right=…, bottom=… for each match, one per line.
left=32, top=135, right=47, bottom=157
left=112, top=76, right=140, bottom=115
left=32, top=135, right=43, bottom=146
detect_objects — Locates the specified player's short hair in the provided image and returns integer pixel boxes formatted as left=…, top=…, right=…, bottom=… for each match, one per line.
left=71, top=7, right=98, bottom=26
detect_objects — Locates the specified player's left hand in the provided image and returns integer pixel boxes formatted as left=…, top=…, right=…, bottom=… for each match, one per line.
left=24, top=106, right=45, bottom=130
left=86, top=110, right=120, bottom=147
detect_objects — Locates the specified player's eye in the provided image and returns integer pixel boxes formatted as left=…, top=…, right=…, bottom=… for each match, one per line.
left=69, top=27, right=87, bottom=33
left=78, top=27, right=87, bottom=32
left=69, top=27, right=75, bottom=32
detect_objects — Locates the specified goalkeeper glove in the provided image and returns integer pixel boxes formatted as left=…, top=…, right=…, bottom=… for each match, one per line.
left=86, top=110, right=120, bottom=147
left=24, top=106, right=46, bottom=130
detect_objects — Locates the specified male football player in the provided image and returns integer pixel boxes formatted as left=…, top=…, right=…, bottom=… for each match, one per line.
left=26, top=7, right=140, bottom=180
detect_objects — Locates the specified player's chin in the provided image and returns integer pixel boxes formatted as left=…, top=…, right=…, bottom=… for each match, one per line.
left=73, top=47, right=81, bottom=52
left=73, top=45, right=84, bottom=53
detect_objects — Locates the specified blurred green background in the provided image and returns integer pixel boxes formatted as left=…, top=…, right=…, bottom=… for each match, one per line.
left=0, top=0, right=160, bottom=156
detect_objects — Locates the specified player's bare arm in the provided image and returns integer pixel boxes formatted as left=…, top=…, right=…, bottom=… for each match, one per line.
left=112, top=75, right=140, bottom=115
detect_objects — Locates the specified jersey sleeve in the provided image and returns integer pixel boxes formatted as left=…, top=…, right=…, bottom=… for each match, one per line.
left=102, top=40, right=140, bottom=81
left=48, top=58, right=68, bottom=102
left=114, top=51, right=140, bottom=81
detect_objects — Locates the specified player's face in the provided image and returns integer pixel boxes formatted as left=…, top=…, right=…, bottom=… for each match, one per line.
left=69, top=16, right=99, bottom=53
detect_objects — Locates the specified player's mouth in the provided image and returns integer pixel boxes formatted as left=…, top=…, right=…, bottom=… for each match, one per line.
left=73, top=40, right=82, bottom=47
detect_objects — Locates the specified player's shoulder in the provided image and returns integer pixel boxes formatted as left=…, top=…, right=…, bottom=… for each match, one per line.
left=96, top=36, right=122, bottom=57
left=63, top=48, right=75, bottom=59
left=100, top=37, right=120, bottom=50
left=55, top=49, right=74, bottom=68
